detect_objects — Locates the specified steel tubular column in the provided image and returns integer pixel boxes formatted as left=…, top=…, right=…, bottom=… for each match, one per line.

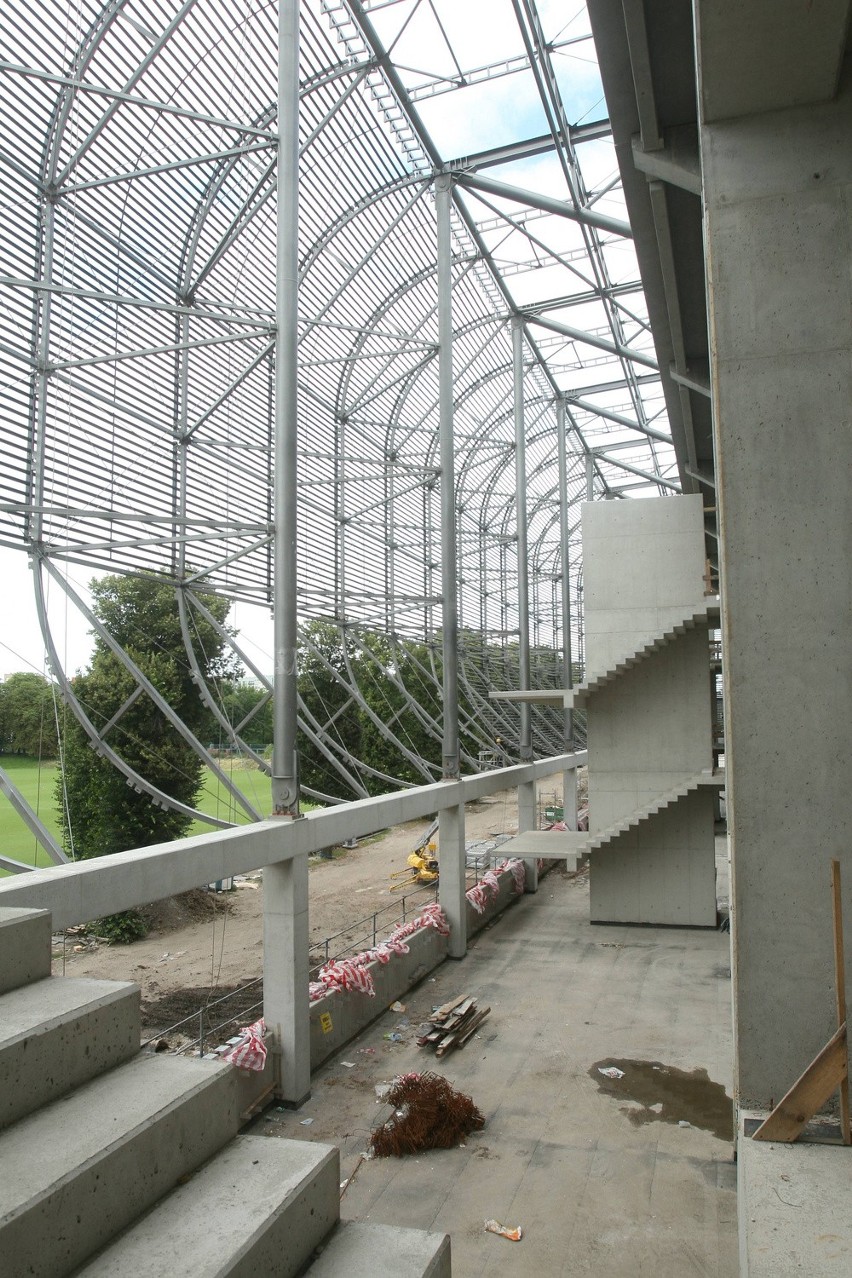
left=265, top=0, right=310, bottom=1109
left=512, top=318, right=537, bottom=891
left=512, top=318, right=532, bottom=761
left=436, top=175, right=466, bottom=959
left=271, top=0, right=301, bottom=818
left=557, top=398, right=578, bottom=832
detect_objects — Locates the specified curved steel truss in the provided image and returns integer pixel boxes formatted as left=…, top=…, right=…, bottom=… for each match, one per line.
left=0, top=0, right=678, bottom=849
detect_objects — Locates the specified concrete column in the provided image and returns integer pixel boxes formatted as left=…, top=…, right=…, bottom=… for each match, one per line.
left=702, top=65, right=852, bottom=1107
left=562, top=765, right=578, bottom=831
left=263, top=853, right=310, bottom=1106
left=439, top=801, right=466, bottom=958
left=518, top=779, right=538, bottom=893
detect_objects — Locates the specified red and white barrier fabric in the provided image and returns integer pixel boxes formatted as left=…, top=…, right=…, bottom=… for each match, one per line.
left=465, top=858, right=526, bottom=913
left=309, top=902, right=450, bottom=1002
left=220, top=1017, right=267, bottom=1071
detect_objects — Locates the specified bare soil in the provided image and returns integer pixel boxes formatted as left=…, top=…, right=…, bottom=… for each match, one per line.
left=50, top=786, right=536, bottom=1038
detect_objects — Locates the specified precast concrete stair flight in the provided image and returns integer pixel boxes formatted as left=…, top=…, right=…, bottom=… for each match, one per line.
left=488, top=598, right=720, bottom=710
left=565, top=599, right=720, bottom=709
left=499, top=771, right=724, bottom=862
left=582, top=770, right=723, bottom=853
left=0, top=905, right=452, bottom=1277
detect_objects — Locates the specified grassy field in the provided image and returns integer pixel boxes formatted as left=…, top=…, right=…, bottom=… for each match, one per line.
left=0, top=755, right=278, bottom=873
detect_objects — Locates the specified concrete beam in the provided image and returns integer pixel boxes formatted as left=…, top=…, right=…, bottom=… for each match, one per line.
left=0, top=755, right=587, bottom=928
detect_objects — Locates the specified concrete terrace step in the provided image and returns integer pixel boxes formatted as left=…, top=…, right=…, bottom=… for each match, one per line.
left=76, top=1135, right=339, bottom=1278
left=305, top=1221, right=451, bottom=1277
left=0, top=1052, right=240, bottom=1278
left=0, top=976, right=141, bottom=1130
left=0, top=906, right=52, bottom=994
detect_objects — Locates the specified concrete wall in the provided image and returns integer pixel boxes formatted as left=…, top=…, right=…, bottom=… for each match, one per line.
left=582, top=494, right=708, bottom=678
left=703, top=59, right=852, bottom=1107
left=308, top=869, right=523, bottom=1070
left=582, top=496, right=716, bottom=925
left=590, top=788, right=717, bottom=927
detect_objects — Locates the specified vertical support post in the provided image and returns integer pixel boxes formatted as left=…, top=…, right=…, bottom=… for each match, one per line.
left=585, top=453, right=595, bottom=501
left=436, top=175, right=459, bottom=781
left=272, top=0, right=300, bottom=817
left=512, top=317, right=532, bottom=764
left=263, top=857, right=310, bottom=1106
left=563, top=764, right=578, bottom=831
left=436, top=175, right=466, bottom=958
left=439, top=802, right=467, bottom=958
left=556, top=398, right=574, bottom=750
left=518, top=776, right=538, bottom=893
left=264, top=0, right=307, bottom=1105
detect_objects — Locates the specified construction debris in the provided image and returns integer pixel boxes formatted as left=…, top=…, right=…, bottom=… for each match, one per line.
left=369, top=1072, right=485, bottom=1157
left=484, top=1220, right=523, bottom=1242
left=416, top=994, right=490, bottom=1057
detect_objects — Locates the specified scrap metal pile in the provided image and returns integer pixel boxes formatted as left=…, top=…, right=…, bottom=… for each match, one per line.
left=370, top=1071, right=485, bottom=1157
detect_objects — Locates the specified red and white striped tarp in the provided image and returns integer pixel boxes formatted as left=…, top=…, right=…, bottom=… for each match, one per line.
left=220, top=1017, right=267, bottom=1071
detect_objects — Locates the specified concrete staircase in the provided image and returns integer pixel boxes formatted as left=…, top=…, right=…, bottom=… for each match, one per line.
left=499, top=770, right=724, bottom=863
left=0, top=906, right=451, bottom=1277
left=565, top=599, right=720, bottom=709
left=489, top=598, right=720, bottom=710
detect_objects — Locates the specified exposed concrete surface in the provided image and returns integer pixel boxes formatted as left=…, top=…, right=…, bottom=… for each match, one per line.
left=0, top=976, right=140, bottom=1128
left=256, top=867, right=737, bottom=1276
left=0, top=906, right=51, bottom=993
left=78, top=1136, right=340, bottom=1278
left=704, top=57, right=852, bottom=1108
left=306, top=1221, right=451, bottom=1277
left=737, top=1113, right=852, bottom=1275
left=309, top=869, right=527, bottom=1069
left=0, top=1053, right=239, bottom=1276
left=582, top=497, right=716, bottom=926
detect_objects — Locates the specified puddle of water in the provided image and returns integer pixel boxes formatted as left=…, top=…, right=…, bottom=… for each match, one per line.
left=590, top=1058, right=733, bottom=1142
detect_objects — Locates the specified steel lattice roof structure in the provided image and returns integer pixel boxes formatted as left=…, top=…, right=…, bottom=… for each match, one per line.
left=0, top=0, right=684, bottom=827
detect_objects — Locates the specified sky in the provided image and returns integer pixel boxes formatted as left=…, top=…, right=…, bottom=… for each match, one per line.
left=0, top=0, right=633, bottom=688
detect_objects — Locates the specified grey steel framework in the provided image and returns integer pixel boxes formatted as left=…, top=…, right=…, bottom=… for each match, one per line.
left=0, top=0, right=680, bottom=845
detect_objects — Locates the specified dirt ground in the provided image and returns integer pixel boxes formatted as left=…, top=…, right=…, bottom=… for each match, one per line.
left=49, top=783, right=551, bottom=1037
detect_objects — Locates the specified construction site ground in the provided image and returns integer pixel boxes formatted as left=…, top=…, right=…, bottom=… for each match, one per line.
left=49, top=784, right=531, bottom=1025
left=255, top=857, right=736, bottom=1277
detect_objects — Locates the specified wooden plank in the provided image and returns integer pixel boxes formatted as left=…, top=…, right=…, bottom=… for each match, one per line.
left=752, top=1021, right=847, bottom=1142
left=433, top=994, right=467, bottom=1018
left=830, top=860, right=851, bottom=1144
left=458, top=1007, right=491, bottom=1047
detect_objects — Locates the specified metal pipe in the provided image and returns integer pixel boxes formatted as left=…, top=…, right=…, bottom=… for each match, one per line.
left=272, top=0, right=300, bottom=816
left=436, top=175, right=459, bottom=779
left=556, top=398, right=574, bottom=749
left=512, top=317, right=532, bottom=761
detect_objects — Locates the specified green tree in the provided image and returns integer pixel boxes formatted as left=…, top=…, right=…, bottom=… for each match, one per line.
left=0, top=672, right=59, bottom=758
left=57, top=576, right=236, bottom=860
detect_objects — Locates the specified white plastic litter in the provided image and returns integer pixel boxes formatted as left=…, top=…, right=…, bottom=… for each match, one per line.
left=598, top=1066, right=625, bottom=1079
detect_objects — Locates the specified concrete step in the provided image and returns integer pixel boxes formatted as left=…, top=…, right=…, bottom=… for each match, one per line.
left=0, top=906, right=51, bottom=995
left=0, top=976, right=141, bottom=1130
left=77, top=1135, right=340, bottom=1277
left=305, top=1221, right=451, bottom=1277
left=0, top=1053, right=240, bottom=1277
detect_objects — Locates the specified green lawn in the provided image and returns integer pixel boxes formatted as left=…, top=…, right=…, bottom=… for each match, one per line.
left=0, top=756, right=280, bottom=874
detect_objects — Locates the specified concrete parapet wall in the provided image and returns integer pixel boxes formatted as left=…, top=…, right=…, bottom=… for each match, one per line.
left=308, top=868, right=524, bottom=1070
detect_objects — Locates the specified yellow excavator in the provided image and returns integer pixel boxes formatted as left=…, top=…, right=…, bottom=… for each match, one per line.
left=390, top=818, right=439, bottom=891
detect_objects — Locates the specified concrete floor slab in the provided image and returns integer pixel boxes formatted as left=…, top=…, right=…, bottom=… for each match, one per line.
left=255, top=866, right=737, bottom=1276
